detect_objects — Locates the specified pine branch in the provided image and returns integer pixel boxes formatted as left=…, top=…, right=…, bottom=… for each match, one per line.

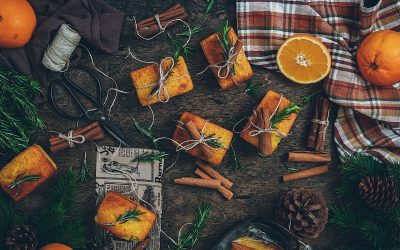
left=132, top=151, right=168, bottom=163
left=173, top=204, right=212, bottom=250
left=0, top=192, right=24, bottom=249
left=340, top=155, right=386, bottom=182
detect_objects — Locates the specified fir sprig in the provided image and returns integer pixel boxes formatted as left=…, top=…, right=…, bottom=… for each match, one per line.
left=132, top=118, right=158, bottom=148
left=132, top=151, right=169, bottom=163
left=0, top=67, right=45, bottom=153
left=115, top=209, right=146, bottom=224
left=331, top=155, right=400, bottom=250
left=270, top=102, right=300, bottom=128
left=173, top=204, right=212, bottom=250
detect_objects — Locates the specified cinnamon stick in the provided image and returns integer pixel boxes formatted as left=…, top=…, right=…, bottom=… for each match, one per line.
left=288, top=151, right=331, bottom=163
left=134, top=238, right=149, bottom=250
left=282, top=165, right=329, bottom=183
left=135, top=4, right=188, bottom=38
left=49, top=121, right=100, bottom=146
left=49, top=125, right=104, bottom=153
left=257, top=108, right=272, bottom=155
left=185, top=121, right=214, bottom=160
left=195, top=168, right=234, bottom=200
left=306, top=95, right=321, bottom=149
left=315, top=97, right=331, bottom=152
left=174, top=177, right=221, bottom=189
left=220, top=40, right=244, bottom=77
left=195, top=160, right=233, bottom=189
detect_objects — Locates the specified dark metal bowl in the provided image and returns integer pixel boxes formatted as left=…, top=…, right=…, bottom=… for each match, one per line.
left=211, top=220, right=300, bottom=250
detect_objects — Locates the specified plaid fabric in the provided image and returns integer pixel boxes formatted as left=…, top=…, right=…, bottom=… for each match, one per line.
left=237, top=0, right=400, bottom=162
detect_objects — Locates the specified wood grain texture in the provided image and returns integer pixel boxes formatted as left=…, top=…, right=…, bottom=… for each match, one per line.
left=9, top=0, right=342, bottom=249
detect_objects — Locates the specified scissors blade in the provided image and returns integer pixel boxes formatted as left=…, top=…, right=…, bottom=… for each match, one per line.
left=100, top=117, right=131, bottom=147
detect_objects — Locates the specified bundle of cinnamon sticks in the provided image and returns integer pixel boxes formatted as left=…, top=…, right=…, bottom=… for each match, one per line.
left=256, top=108, right=272, bottom=155
left=134, top=4, right=188, bottom=38
left=220, top=40, right=244, bottom=77
left=307, top=95, right=332, bottom=151
left=49, top=122, right=105, bottom=153
left=185, top=120, right=214, bottom=159
left=174, top=160, right=234, bottom=200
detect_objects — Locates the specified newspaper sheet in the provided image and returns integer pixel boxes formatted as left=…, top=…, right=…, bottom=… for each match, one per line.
left=95, top=145, right=163, bottom=250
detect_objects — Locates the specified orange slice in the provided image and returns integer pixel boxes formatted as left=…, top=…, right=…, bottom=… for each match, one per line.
left=277, top=34, right=332, bottom=84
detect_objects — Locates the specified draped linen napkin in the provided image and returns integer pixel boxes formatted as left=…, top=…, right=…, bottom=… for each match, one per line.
left=0, top=0, right=125, bottom=90
left=236, top=0, right=400, bottom=163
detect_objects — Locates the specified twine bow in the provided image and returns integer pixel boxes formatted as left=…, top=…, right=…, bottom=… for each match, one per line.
left=151, top=57, right=175, bottom=103
left=154, top=14, right=165, bottom=32
left=248, top=95, right=287, bottom=138
left=51, top=130, right=86, bottom=148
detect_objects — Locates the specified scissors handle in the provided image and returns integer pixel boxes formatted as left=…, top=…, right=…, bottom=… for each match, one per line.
left=49, top=66, right=104, bottom=120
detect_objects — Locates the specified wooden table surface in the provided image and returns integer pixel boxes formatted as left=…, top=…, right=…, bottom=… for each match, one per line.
left=17, top=0, right=342, bottom=249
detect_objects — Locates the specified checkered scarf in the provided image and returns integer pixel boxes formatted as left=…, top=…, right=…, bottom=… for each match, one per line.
left=237, top=0, right=400, bottom=163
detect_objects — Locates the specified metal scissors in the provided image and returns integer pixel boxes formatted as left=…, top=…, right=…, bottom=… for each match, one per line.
left=49, top=65, right=130, bottom=147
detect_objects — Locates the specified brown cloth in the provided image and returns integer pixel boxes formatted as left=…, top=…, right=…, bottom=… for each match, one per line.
left=0, top=0, right=125, bottom=89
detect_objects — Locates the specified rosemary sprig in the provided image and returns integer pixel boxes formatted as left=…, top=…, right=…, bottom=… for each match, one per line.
left=115, top=209, right=146, bottom=224
left=174, top=204, right=212, bottom=250
left=203, top=134, right=223, bottom=149
left=227, top=138, right=242, bottom=171
left=270, top=102, right=301, bottom=128
left=170, top=25, right=201, bottom=61
left=78, top=151, right=92, bottom=183
left=132, top=118, right=158, bottom=148
left=206, top=0, right=215, bottom=14
left=132, top=151, right=169, bottom=163
left=301, top=90, right=322, bottom=106
left=217, top=20, right=236, bottom=75
left=8, top=174, right=41, bottom=192
left=288, top=167, right=299, bottom=173
left=245, top=80, right=263, bottom=98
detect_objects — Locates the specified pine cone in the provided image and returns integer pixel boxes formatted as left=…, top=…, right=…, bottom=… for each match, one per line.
left=5, top=225, right=38, bottom=250
left=277, top=187, right=328, bottom=238
left=359, top=175, right=399, bottom=211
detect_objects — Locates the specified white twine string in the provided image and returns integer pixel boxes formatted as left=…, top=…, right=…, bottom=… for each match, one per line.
left=232, top=95, right=287, bottom=138
left=50, top=130, right=86, bottom=148
left=96, top=145, right=195, bottom=247
left=313, top=107, right=331, bottom=150
left=42, top=24, right=81, bottom=72
left=126, top=48, right=188, bottom=103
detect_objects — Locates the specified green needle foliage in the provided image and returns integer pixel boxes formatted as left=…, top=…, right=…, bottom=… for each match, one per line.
left=170, top=25, right=201, bottom=61
left=206, top=0, right=215, bottom=14
left=203, top=134, right=223, bottom=149
left=0, top=67, right=45, bottom=153
left=115, top=209, right=146, bottom=224
left=132, top=151, right=169, bottom=163
left=217, top=21, right=235, bottom=75
left=173, top=204, right=212, bottom=250
left=331, top=155, right=400, bottom=250
left=270, top=102, right=300, bottom=128
left=78, top=151, right=92, bottom=183
left=301, top=90, right=322, bottom=106
left=0, top=168, right=87, bottom=249
left=245, top=80, right=263, bottom=98
left=132, top=117, right=158, bottom=148
left=8, top=174, right=41, bottom=190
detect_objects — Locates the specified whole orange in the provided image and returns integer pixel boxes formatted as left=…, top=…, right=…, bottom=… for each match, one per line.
left=0, top=0, right=37, bottom=49
left=40, top=243, right=73, bottom=250
left=357, top=30, right=400, bottom=86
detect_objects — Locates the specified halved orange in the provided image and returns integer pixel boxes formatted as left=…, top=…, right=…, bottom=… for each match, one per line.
left=277, top=34, right=332, bottom=84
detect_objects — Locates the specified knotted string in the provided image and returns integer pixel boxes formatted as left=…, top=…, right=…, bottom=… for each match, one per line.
left=50, top=130, right=86, bottom=148
left=126, top=48, right=189, bottom=103
left=232, top=95, right=287, bottom=138
left=312, top=108, right=331, bottom=149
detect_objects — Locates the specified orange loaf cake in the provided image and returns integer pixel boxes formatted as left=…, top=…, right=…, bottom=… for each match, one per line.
left=240, top=91, right=299, bottom=155
left=130, top=56, right=194, bottom=106
left=172, top=112, right=234, bottom=166
left=95, top=191, right=156, bottom=242
left=200, top=27, right=253, bottom=89
left=0, top=144, right=57, bottom=202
